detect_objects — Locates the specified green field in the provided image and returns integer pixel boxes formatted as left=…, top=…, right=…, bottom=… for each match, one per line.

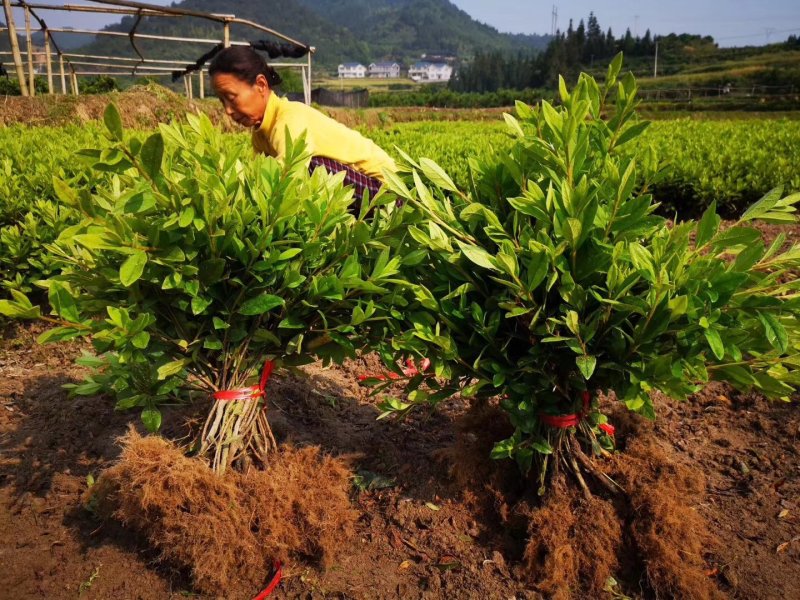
left=2, top=109, right=798, bottom=297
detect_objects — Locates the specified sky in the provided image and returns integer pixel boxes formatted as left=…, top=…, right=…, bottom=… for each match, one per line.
left=5, top=1, right=800, bottom=47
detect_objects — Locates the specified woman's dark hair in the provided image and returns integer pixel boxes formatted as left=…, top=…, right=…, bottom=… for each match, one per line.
left=209, top=46, right=282, bottom=87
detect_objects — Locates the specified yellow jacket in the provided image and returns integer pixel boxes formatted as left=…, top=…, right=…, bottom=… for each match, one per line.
left=252, top=92, right=397, bottom=182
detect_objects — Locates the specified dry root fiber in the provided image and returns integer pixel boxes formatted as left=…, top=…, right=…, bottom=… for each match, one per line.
left=615, top=436, right=724, bottom=600
left=88, top=429, right=357, bottom=597
left=523, top=476, right=622, bottom=600
left=447, top=403, right=722, bottom=600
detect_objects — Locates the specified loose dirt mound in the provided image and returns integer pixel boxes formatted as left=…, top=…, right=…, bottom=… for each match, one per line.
left=0, top=85, right=228, bottom=128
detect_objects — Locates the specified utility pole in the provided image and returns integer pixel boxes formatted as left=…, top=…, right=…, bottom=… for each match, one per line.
left=551, top=5, right=558, bottom=36
left=2, top=0, right=30, bottom=96
left=654, top=39, right=659, bottom=78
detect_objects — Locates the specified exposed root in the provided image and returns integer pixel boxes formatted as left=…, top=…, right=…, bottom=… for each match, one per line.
left=571, top=437, right=625, bottom=497
left=88, top=428, right=357, bottom=597
left=523, top=475, right=623, bottom=599
left=199, top=399, right=277, bottom=474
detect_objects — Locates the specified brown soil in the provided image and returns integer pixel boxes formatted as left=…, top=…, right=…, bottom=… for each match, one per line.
left=1, top=275, right=800, bottom=600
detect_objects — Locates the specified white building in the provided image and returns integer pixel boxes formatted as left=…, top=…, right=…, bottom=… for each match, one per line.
left=408, top=61, right=452, bottom=83
left=337, top=63, right=367, bottom=78
left=369, top=62, right=401, bottom=78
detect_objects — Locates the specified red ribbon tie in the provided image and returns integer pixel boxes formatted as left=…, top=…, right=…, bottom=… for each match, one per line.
left=214, top=360, right=274, bottom=402
left=539, top=390, right=591, bottom=429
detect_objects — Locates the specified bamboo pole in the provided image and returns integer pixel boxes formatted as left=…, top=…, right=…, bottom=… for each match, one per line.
left=3, top=1, right=314, bottom=101
left=306, top=50, right=313, bottom=105
left=64, top=52, right=188, bottom=65
left=24, top=0, right=311, bottom=50
left=65, top=60, right=175, bottom=71
left=64, top=71, right=172, bottom=77
left=59, top=53, right=66, bottom=94
left=24, top=5, right=34, bottom=96
left=198, top=69, right=204, bottom=99
left=187, top=73, right=193, bottom=100
left=46, top=26, right=243, bottom=46
left=44, top=29, right=52, bottom=94
left=2, top=0, right=28, bottom=95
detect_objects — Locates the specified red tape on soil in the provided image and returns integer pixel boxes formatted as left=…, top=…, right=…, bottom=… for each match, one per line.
left=357, top=357, right=431, bottom=382
left=252, top=560, right=282, bottom=600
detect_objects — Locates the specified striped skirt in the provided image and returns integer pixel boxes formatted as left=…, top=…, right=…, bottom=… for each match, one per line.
left=308, top=156, right=384, bottom=213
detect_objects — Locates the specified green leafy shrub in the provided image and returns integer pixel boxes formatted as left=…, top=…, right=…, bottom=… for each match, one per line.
left=1, top=105, right=407, bottom=474
left=0, top=199, right=73, bottom=294
left=380, top=55, right=800, bottom=490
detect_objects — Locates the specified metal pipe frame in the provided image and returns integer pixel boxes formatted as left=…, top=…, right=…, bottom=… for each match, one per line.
left=4, top=0, right=315, bottom=101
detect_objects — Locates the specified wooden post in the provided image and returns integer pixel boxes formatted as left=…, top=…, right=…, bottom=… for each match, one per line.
left=307, top=51, right=312, bottom=105
left=71, top=71, right=78, bottom=95
left=2, top=0, right=29, bottom=95
left=223, top=22, right=230, bottom=47
left=183, top=74, right=189, bottom=98
left=44, top=31, right=53, bottom=95
left=59, top=54, right=66, bottom=94
left=198, top=69, right=205, bottom=99
left=24, top=6, right=34, bottom=96
left=187, top=73, right=193, bottom=100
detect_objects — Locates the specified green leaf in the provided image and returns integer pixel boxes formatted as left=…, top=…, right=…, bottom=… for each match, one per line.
left=178, top=206, right=195, bottom=228
left=140, top=133, right=164, bottom=180
left=456, top=240, right=499, bottom=271
left=156, top=359, right=187, bottom=381
left=704, top=328, right=725, bottom=360
left=52, top=177, right=78, bottom=206
left=120, top=250, right=148, bottom=287
left=695, top=200, right=722, bottom=248
left=419, top=158, right=457, bottom=192
left=615, top=121, right=650, bottom=147
left=565, top=311, right=580, bottom=336
left=710, top=226, right=761, bottom=251
left=37, top=327, right=82, bottom=344
left=199, top=258, right=226, bottom=285
left=668, top=295, right=689, bottom=318
left=576, top=355, right=597, bottom=380
left=103, top=103, right=124, bottom=141
left=759, top=312, right=789, bottom=353
left=558, top=75, right=569, bottom=103
left=141, top=407, right=162, bottom=432
left=740, top=186, right=784, bottom=222
left=132, top=331, right=150, bottom=349
left=48, top=281, right=81, bottom=323
left=490, top=437, right=515, bottom=460
left=191, top=296, right=213, bottom=315
left=606, top=52, right=623, bottom=88
left=531, top=440, right=554, bottom=455
left=239, top=294, right=285, bottom=316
